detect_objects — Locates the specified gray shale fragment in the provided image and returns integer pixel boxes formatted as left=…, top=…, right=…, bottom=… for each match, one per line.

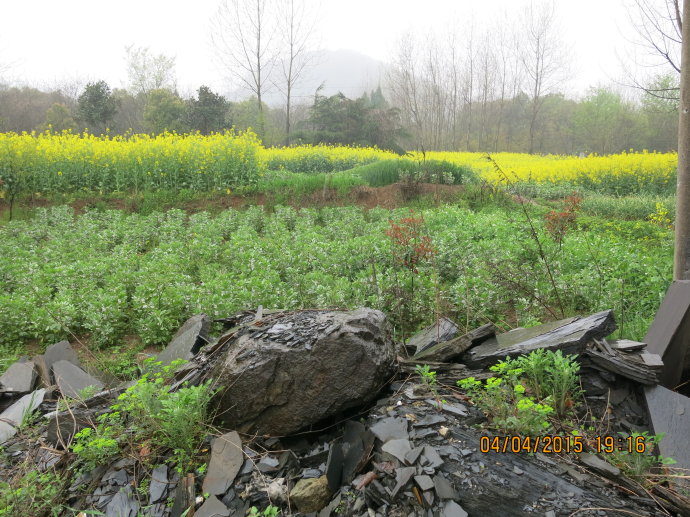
left=202, top=431, right=243, bottom=496
left=52, top=360, right=104, bottom=399
left=157, top=314, right=210, bottom=366
left=0, top=360, right=36, bottom=393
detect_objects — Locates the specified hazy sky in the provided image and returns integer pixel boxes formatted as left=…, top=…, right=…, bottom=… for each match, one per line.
left=0, top=0, right=656, bottom=98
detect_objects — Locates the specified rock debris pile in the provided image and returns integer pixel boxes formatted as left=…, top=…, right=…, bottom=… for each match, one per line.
left=2, top=301, right=690, bottom=516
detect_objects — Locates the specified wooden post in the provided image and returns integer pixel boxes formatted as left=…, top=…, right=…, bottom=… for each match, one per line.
left=675, top=0, right=690, bottom=279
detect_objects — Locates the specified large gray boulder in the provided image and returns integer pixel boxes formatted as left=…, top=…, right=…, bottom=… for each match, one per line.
left=206, top=308, right=396, bottom=436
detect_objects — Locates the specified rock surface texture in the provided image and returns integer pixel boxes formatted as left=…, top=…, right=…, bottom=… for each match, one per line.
left=206, top=308, right=397, bottom=435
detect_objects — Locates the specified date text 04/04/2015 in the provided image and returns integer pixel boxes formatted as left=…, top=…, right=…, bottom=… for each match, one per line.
left=479, top=435, right=647, bottom=454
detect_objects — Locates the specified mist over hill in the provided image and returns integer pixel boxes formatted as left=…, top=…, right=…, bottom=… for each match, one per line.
left=231, top=49, right=387, bottom=107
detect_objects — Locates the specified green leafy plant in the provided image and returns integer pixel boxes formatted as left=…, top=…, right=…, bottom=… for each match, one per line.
left=415, top=364, right=438, bottom=390
left=72, top=359, right=214, bottom=474
left=0, top=470, right=67, bottom=517
left=458, top=354, right=559, bottom=435
left=608, top=432, right=676, bottom=482
left=247, top=505, right=281, bottom=517
left=72, top=412, right=123, bottom=472
left=514, top=349, right=581, bottom=417
left=112, top=359, right=214, bottom=472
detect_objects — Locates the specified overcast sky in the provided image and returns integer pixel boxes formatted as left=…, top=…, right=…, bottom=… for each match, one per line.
left=0, top=0, right=660, bottom=98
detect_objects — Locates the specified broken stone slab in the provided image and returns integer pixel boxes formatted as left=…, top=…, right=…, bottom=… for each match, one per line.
left=0, top=389, right=45, bottom=444
left=52, top=360, right=104, bottom=399
left=0, top=360, right=36, bottom=393
left=195, top=495, right=230, bottom=517
left=341, top=423, right=375, bottom=485
left=441, top=500, right=468, bottom=517
left=382, top=439, right=412, bottom=463
left=433, top=474, right=457, bottom=500
left=412, top=414, right=446, bottom=427
left=46, top=407, right=97, bottom=447
left=157, top=314, right=211, bottom=366
left=32, top=354, right=51, bottom=389
left=640, top=352, right=664, bottom=368
left=289, top=475, right=332, bottom=513
left=257, top=455, right=280, bottom=473
left=579, top=453, right=621, bottom=478
left=202, top=431, right=243, bottom=496
left=105, top=485, right=139, bottom=517
left=411, top=323, right=496, bottom=363
left=36, top=447, right=63, bottom=471
left=414, top=474, right=434, bottom=491
left=407, top=317, right=460, bottom=355
left=149, top=464, right=169, bottom=505
left=204, top=308, right=397, bottom=436
left=463, top=310, right=617, bottom=369
left=583, top=348, right=660, bottom=385
left=325, top=441, right=344, bottom=492
left=44, top=340, right=81, bottom=374
left=400, top=362, right=492, bottom=386
left=171, top=474, right=195, bottom=517
left=610, top=339, right=647, bottom=352
left=645, top=280, right=690, bottom=387
left=391, top=466, right=416, bottom=498
left=405, top=446, right=424, bottom=465
left=644, top=385, right=690, bottom=481
left=420, top=446, right=444, bottom=469
left=370, top=416, right=408, bottom=442
left=424, top=399, right=468, bottom=417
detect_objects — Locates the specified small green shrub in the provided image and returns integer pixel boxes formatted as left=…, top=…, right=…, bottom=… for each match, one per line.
left=608, top=432, right=676, bottom=482
left=351, top=159, right=476, bottom=187
left=72, top=412, right=123, bottom=472
left=458, top=371, right=554, bottom=435
left=0, top=470, right=67, bottom=517
left=415, top=364, right=438, bottom=396
left=112, top=359, right=214, bottom=471
left=514, top=349, right=581, bottom=417
left=72, top=359, right=214, bottom=473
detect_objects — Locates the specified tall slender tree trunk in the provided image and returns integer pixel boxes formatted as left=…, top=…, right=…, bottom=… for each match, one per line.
left=285, top=85, right=291, bottom=145
left=256, top=1, right=265, bottom=138
left=675, top=0, right=690, bottom=279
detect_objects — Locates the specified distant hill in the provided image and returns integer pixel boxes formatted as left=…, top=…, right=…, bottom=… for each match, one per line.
left=227, top=49, right=388, bottom=107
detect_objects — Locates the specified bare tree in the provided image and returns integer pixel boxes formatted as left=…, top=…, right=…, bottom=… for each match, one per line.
left=463, top=23, right=476, bottom=151
left=388, top=33, right=426, bottom=150
left=625, top=0, right=682, bottom=101
left=629, top=0, right=682, bottom=72
left=211, top=0, right=276, bottom=138
left=446, top=31, right=462, bottom=149
left=125, top=45, right=177, bottom=97
left=276, top=0, right=318, bottom=145
left=520, top=1, right=570, bottom=154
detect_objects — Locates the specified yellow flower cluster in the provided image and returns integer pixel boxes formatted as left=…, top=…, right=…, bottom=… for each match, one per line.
left=0, top=130, right=264, bottom=193
left=424, top=150, right=677, bottom=192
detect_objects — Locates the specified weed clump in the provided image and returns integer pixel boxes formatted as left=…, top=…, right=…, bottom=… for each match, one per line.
left=72, top=359, right=214, bottom=473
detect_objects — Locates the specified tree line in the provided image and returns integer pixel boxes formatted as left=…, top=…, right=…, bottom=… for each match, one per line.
left=0, top=0, right=681, bottom=155
left=0, top=74, right=679, bottom=156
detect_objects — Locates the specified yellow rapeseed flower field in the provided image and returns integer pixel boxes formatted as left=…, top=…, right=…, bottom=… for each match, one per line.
left=424, top=150, right=677, bottom=193
left=0, top=130, right=264, bottom=194
left=0, top=131, right=678, bottom=196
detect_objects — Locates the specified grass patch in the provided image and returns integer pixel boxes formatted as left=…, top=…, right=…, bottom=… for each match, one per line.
left=349, top=158, right=477, bottom=187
